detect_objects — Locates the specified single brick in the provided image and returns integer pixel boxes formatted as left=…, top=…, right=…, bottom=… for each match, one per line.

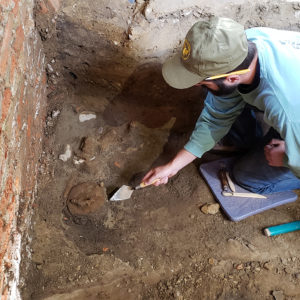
left=13, top=25, right=25, bottom=57
left=9, top=54, right=16, bottom=84
left=26, top=116, right=32, bottom=138
left=12, top=0, right=20, bottom=16
left=0, top=88, right=12, bottom=129
left=0, top=15, right=13, bottom=76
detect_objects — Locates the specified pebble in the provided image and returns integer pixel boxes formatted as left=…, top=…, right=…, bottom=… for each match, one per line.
left=73, top=157, right=85, bottom=165
left=272, top=290, right=284, bottom=300
left=52, top=110, right=60, bottom=118
left=263, top=262, right=274, bottom=271
left=200, top=203, right=220, bottom=215
left=47, top=64, right=54, bottom=73
left=281, top=258, right=288, bottom=265
left=236, top=264, right=244, bottom=270
left=255, top=267, right=261, bottom=272
left=284, top=267, right=293, bottom=274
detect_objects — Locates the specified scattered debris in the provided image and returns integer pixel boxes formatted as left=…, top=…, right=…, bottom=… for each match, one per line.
left=73, top=156, right=85, bottom=165
left=200, top=203, right=220, bottom=215
left=59, top=145, right=72, bottom=162
left=52, top=110, right=60, bottom=118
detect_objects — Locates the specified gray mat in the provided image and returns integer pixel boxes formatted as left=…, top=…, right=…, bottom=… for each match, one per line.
left=199, top=157, right=298, bottom=222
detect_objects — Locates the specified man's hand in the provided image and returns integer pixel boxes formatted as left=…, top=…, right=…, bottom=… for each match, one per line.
left=264, top=139, right=285, bottom=167
left=142, top=163, right=179, bottom=186
left=142, top=149, right=197, bottom=186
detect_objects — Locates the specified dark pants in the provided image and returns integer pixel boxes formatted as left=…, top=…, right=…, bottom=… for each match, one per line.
left=228, top=106, right=300, bottom=194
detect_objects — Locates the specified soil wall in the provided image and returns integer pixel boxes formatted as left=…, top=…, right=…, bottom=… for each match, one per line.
left=0, top=0, right=47, bottom=298
left=36, top=0, right=300, bottom=90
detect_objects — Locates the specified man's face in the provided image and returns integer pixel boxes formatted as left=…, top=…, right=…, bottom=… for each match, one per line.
left=196, top=79, right=239, bottom=96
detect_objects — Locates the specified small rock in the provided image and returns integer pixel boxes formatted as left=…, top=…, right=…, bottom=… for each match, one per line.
left=272, top=290, right=284, bottom=300
left=73, top=157, right=85, bottom=165
left=200, top=203, right=220, bottom=215
left=236, top=264, right=244, bottom=270
left=144, top=6, right=153, bottom=21
left=284, top=267, right=293, bottom=274
left=263, top=262, right=274, bottom=271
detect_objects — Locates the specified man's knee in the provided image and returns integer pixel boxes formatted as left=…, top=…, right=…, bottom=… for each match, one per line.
left=232, top=160, right=272, bottom=194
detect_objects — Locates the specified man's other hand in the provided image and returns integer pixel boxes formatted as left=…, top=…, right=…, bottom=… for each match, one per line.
left=264, top=139, right=285, bottom=167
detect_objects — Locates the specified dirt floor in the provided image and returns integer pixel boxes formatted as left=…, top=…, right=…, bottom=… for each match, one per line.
left=20, top=1, right=300, bottom=299
left=20, top=68, right=300, bottom=300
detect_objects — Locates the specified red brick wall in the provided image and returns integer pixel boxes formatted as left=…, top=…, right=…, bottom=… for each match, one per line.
left=0, top=0, right=47, bottom=298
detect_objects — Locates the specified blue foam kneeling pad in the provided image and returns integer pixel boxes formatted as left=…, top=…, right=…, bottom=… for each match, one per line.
left=199, top=158, right=298, bottom=222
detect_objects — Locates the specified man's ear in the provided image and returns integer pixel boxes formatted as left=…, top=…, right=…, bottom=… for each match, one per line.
left=225, top=75, right=240, bottom=84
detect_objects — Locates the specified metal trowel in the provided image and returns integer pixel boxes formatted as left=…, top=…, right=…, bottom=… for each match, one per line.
left=110, top=179, right=159, bottom=201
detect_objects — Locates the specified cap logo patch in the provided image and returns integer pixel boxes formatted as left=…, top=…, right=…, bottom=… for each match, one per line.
left=182, top=39, right=191, bottom=60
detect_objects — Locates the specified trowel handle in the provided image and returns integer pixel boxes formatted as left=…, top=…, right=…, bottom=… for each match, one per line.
left=136, top=179, right=160, bottom=190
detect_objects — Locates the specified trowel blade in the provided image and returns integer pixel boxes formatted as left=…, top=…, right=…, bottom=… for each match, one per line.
left=109, top=185, right=134, bottom=201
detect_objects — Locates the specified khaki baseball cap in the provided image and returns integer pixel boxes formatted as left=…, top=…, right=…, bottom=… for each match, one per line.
left=162, top=17, right=248, bottom=89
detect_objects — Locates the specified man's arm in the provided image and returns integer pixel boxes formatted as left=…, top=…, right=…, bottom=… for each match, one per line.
left=184, top=91, right=245, bottom=157
left=142, top=149, right=196, bottom=186
left=143, top=91, right=245, bottom=186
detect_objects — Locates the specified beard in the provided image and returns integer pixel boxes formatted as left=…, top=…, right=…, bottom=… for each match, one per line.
left=203, top=81, right=239, bottom=97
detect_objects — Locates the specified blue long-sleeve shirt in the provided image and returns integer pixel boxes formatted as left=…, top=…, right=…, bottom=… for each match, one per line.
left=184, top=27, right=300, bottom=177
